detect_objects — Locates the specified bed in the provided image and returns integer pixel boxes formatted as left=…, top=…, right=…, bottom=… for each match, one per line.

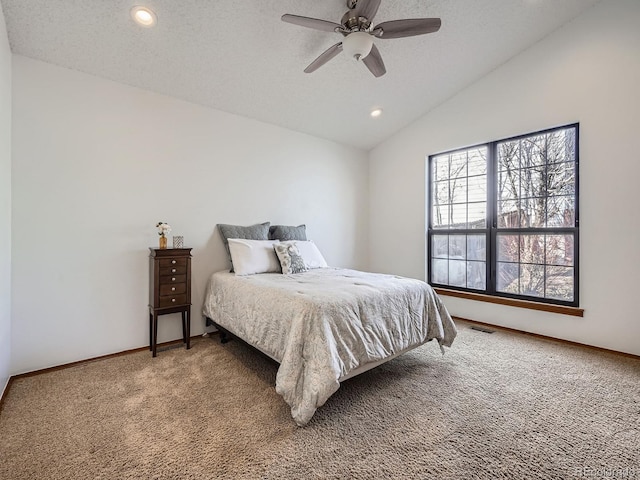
left=202, top=267, right=457, bottom=426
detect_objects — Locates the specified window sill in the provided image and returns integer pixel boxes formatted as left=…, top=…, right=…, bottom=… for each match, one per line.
left=434, top=288, right=584, bottom=317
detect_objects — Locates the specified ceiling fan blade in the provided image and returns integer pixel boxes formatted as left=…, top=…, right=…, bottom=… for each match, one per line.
left=373, top=18, right=441, bottom=39
left=353, top=0, right=382, bottom=21
left=281, top=14, right=344, bottom=33
left=363, top=44, right=386, bottom=77
left=304, top=43, right=343, bottom=73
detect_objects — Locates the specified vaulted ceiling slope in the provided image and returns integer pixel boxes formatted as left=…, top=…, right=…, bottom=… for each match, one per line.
left=1, top=0, right=600, bottom=150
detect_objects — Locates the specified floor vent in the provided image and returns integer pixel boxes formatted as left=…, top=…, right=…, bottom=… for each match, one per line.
left=470, top=326, right=495, bottom=334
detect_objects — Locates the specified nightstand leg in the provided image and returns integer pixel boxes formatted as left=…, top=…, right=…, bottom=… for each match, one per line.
left=181, top=310, right=191, bottom=349
left=149, top=312, right=153, bottom=351
left=186, top=309, right=191, bottom=350
left=181, top=311, right=187, bottom=344
left=152, top=313, right=158, bottom=358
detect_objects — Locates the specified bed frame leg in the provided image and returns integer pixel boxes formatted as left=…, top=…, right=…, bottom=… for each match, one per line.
left=212, top=322, right=232, bottom=344
left=206, top=318, right=233, bottom=344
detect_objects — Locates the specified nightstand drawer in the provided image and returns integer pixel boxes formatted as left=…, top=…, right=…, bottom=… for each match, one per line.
left=159, top=258, right=188, bottom=268
left=159, top=294, right=187, bottom=308
left=159, top=265, right=187, bottom=276
left=159, top=274, right=186, bottom=285
left=159, top=283, right=186, bottom=296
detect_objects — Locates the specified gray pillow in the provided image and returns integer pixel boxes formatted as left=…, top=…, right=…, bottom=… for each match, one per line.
left=269, top=224, right=307, bottom=241
left=218, top=222, right=270, bottom=271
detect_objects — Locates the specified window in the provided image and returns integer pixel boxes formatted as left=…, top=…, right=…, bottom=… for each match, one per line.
left=427, top=124, right=579, bottom=306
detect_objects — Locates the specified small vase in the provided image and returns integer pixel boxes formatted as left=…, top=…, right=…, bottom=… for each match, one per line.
left=159, top=235, right=167, bottom=249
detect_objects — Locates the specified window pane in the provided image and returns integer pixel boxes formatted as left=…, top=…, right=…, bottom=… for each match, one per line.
left=433, top=156, right=449, bottom=182
left=432, top=235, right=449, bottom=259
left=468, top=175, right=486, bottom=202
left=431, top=234, right=489, bottom=289
left=497, top=235, right=519, bottom=263
left=468, top=148, right=488, bottom=176
left=449, top=260, right=466, bottom=287
left=449, top=152, right=467, bottom=179
left=547, top=128, right=576, bottom=164
left=467, top=235, right=486, bottom=261
left=547, top=195, right=575, bottom=227
left=432, top=204, right=450, bottom=229
left=547, top=162, right=575, bottom=196
left=431, top=259, right=448, bottom=284
left=519, top=264, right=545, bottom=297
left=497, top=262, right=519, bottom=293
left=499, top=169, right=520, bottom=202
left=520, top=234, right=545, bottom=265
left=545, top=266, right=574, bottom=301
left=496, top=233, right=575, bottom=301
left=468, top=203, right=486, bottom=228
left=520, top=166, right=546, bottom=199
left=467, top=261, right=486, bottom=290
left=520, top=197, right=545, bottom=228
left=520, top=135, right=546, bottom=167
left=451, top=203, right=467, bottom=228
left=449, top=235, right=466, bottom=259
left=498, top=141, right=520, bottom=171
left=450, top=178, right=467, bottom=204
left=546, top=235, right=574, bottom=266
left=498, top=200, right=519, bottom=228
left=433, top=180, right=449, bottom=206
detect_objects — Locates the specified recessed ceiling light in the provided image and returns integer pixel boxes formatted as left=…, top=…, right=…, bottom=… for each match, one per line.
left=370, top=108, right=383, bottom=118
left=131, top=6, right=157, bottom=27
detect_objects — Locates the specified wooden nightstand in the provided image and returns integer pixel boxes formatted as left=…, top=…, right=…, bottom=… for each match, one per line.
left=148, top=247, right=192, bottom=357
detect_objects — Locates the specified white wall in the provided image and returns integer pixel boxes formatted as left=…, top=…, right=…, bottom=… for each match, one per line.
left=11, top=56, right=369, bottom=374
left=0, top=4, right=12, bottom=393
left=369, top=0, right=640, bottom=356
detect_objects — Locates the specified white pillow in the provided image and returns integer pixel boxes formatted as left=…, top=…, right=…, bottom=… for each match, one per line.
left=227, top=239, right=281, bottom=276
left=289, top=240, right=328, bottom=269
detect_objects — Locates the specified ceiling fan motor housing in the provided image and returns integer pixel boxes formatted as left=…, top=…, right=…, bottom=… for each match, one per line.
left=341, top=10, right=372, bottom=32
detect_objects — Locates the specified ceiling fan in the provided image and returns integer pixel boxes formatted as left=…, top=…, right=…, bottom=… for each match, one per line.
left=281, top=0, right=441, bottom=78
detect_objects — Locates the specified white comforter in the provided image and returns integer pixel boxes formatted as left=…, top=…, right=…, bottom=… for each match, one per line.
left=202, top=268, right=457, bottom=425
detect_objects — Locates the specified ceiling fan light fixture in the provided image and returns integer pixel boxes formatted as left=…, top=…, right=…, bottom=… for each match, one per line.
left=131, top=6, right=157, bottom=27
left=342, top=31, right=374, bottom=61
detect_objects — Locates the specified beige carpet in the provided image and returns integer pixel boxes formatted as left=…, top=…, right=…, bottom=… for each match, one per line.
left=1, top=320, right=639, bottom=479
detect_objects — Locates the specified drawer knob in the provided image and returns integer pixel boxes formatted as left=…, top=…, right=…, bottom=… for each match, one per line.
left=172, top=277, right=176, bottom=281
left=171, top=260, right=176, bottom=264
left=171, top=287, right=175, bottom=291
left=171, top=269, right=176, bottom=273
left=172, top=298, right=176, bottom=302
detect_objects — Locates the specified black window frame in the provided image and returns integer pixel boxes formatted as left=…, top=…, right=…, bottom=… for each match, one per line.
left=427, top=123, right=580, bottom=307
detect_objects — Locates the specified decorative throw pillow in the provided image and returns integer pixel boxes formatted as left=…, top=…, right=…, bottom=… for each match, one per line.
left=269, top=224, right=307, bottom=241
left=217, top=222, right=270, bottom=271
left=274, top=242, right=308, bottom=275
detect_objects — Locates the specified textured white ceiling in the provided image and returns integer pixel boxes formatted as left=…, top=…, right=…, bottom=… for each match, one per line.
left=1, top=0, right=600, bottom=150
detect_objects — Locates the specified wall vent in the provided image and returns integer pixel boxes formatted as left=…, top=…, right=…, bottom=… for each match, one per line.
left=470, top=326, right=495, bottom=334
